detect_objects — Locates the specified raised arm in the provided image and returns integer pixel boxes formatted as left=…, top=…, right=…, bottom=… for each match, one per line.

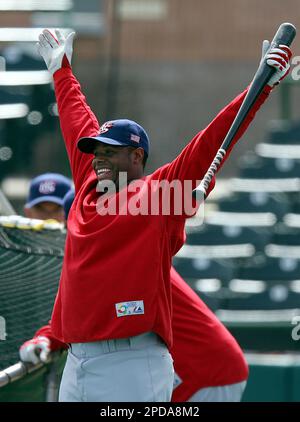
left=37, top=29, right=100, bottom=190
left=151, top=43, right=292, bottom=195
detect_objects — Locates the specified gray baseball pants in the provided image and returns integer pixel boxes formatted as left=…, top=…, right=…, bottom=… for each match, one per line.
left=59, top=332, right=174, bottom=402
left=187, top=381, right=247, bottom=402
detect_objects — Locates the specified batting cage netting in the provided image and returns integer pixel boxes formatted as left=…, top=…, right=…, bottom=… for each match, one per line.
left=0, top=217, right=65, bottom=371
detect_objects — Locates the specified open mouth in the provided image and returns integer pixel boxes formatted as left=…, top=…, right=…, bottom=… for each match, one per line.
left=96, top=168, right=113, bottom=181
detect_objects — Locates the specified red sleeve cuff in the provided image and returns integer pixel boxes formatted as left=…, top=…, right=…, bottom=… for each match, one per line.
left=53, top=66, right=74, bottom=83
left=34, top=324, right=68, bottom=351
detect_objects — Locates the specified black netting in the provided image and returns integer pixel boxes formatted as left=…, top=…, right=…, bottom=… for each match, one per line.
left=0, top=224, right=65, bottom=370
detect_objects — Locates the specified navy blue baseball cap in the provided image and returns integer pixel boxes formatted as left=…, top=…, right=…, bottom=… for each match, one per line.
left=63, top=189, right=75, bottom=220
left=77, top=119, right=150, bottom=157
left=25, top=173, right=73, bottom=208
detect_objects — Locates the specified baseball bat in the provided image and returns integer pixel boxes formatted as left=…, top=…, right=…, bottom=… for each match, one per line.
left=194, top=22, right=296, bottom=200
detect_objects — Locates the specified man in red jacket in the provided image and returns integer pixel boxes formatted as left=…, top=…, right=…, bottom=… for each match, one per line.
left=27, top=28, right=290, bottom=402
left=21, top=192, right=248, bottom=402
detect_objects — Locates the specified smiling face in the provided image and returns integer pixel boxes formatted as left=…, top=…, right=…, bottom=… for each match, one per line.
left=92, top=143, right=145, bottom=189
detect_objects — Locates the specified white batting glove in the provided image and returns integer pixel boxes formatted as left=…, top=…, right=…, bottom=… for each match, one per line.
left=261, top=40, right=292, bottom=87
left=19, top=336, right=51, bottom=365
left=37, top=29, right=75, bottom=75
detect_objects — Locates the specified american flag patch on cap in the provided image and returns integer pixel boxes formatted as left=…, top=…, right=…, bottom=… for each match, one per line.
left=130, top=134, right=140, bottom=143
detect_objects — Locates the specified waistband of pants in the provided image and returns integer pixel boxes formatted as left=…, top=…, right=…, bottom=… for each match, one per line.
left=68, top=332, right=165, bottom=358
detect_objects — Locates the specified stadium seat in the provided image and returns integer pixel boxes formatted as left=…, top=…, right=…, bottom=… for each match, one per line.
left=265, top=224, right=300, bottom=261
left=231, top=177, right=300, bottom=196
left=284, top=213, right=300, bottom=229
left=184, top=278, right=224, bottom=311
left=172, top=254, right=234, bottom=310
left=266, top=119, right=300, bottom=145
left=226, top=279, right=300, bottom=310
left=238, top=154, right=300, bottom=179
left=216, top=308, right=300, bottom=352
left=269, top=224, right=300, bottom=247
left=256, top=142, right=300, bottom=160
left=185, top=221, right=270, bottom=253
left=173, top=255, right=236, bottom=284
left=0, top=45, right=46, bottom=71
left=289, top=197, right=300, bottom=215
left=237, top=254, right=300, bottom=282
left=217, top=191, right=290, bottom=221
left=0, top=86, right=31, bottom=106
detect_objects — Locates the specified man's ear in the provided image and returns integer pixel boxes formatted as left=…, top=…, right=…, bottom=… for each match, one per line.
left=132, top=148, right=144, bottom=165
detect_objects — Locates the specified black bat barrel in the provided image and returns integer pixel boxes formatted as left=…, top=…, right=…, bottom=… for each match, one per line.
left=221, top=22, right=296, bottom=152
left=270, top=22, right=297, bottom=49
left=194, top=23, right=297, bottom=200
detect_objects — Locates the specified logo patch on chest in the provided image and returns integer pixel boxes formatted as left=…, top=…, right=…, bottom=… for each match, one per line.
left=115, top=300, right=145, bottom=317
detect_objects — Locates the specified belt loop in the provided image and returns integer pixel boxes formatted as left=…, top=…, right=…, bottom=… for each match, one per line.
left=108, top=339, right=116, bottom=352
left=115, top=337, right=131, bottom=351
left=101, top=340, right=110, bottom=354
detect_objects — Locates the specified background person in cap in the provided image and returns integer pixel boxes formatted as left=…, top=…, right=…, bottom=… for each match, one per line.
left=24, top=173, right=72, bottom=223
left=62, top=188, right=75, bottom=222
left=36, top=29, right=291, bottom=402
left=19, top=188, right=74, bottom=368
